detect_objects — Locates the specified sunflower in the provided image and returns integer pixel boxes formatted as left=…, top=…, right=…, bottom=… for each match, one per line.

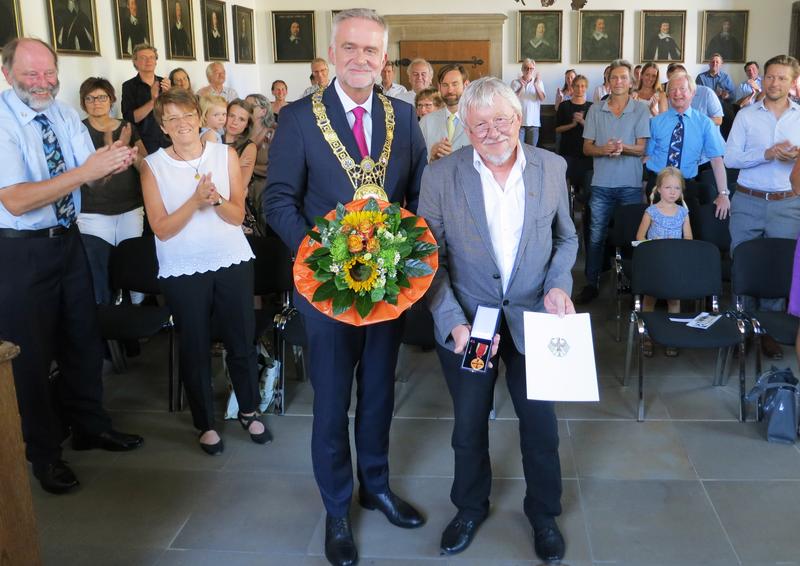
left=343, top=257, right=379, bottom=293
left=342, top=210, right=387, bottom=233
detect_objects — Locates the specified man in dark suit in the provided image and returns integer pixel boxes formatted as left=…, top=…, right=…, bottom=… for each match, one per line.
left=264, top=8, right=427, bottom=566
left=584, top=17, right=616, bottom=62
left=120, top=0, right=149, bottom=57
left=55, top=0, right=95, bottom=51
left=170, top=1, right=191, bottom=57
left=207, top=9, right=225, bottom=59
left=419, top=76, right=577, bottom=563
left=644, top=21, right=681, bottom=61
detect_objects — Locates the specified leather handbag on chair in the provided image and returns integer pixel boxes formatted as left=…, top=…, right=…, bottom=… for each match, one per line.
left=746, top=367, right=800, bottom=444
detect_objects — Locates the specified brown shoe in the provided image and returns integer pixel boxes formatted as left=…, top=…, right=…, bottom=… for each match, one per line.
left=761, top=334, right=783, bottom=360
left=642, top=336, right=654, bottom=357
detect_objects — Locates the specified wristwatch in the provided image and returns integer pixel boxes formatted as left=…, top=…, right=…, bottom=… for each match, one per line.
left=718, top=189, right=730, bottom=196
left=213, top=196, right=223, bottom=207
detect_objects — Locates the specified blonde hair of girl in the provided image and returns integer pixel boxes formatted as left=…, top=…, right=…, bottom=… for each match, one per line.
left=650, top=166, right=689, bottom=210
left=198, top=94, right=227, bottom=127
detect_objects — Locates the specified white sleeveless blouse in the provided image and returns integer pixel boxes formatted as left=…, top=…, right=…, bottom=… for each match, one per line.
left=145, top=142, right=254, bottom=278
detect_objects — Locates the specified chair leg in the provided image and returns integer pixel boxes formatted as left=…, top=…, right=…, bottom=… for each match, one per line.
left=615, top=290, right=622, bottom=343
left=108, top=340, right=127, bottom=374
left=168, top=329, right=175, bottom=412
left=754, top=334, right=763, bottom=377
left=637, top=332, right=645, bottom=422
left=738, top=341, right=747, bottom=422
left=273, top=324, right=286, bottom=415
left=713, top=348, right=728, bottom=386
left=623, top=313, right=635, bottom=386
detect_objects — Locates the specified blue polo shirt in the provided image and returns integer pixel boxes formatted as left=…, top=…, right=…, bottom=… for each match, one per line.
left=0, top=89, right=94, bottom=230
left=646, top=107, right=725, bottom=178
left=696, top=70, right=735, bottom=100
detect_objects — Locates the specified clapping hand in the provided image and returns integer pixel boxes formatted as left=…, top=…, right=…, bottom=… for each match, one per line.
left=194, top=172, right=219, bottom=207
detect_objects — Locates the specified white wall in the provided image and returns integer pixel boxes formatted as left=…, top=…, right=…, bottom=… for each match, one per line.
left=5, top=0, right=796, bottom=110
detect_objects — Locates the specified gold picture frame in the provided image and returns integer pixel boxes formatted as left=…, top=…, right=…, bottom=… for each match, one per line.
left=640, top=11, right=686, bottom=63
left=47, top=0, right=101, bottom=56
left=162, top=0, right=196, bottom=60
left=0, top=0, right=23, bottom=46
left=113, top=0, right=154, bottom=60
left=578, top=10, right=623, bottom=64
left=701, top=10, right=748, bottom=63
left=518, top=10, right=562, bottom=63
left=232, top=5, right=254, bottom=64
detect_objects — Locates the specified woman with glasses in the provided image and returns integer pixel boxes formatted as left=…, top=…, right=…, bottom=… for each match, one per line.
left=77, top=77, right=147, bottom=304
left=141, top=89, right=271, bottom=455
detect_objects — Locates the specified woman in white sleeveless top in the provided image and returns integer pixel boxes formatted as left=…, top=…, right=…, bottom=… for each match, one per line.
left=140, top=89, right=270, bottom=454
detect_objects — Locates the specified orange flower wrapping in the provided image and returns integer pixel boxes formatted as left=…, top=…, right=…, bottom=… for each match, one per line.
left=294, top=199, right=439, bottom=326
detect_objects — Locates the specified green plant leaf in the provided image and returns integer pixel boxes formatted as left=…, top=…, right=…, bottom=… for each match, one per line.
left=314, top=216, right=330, bottom=230
left=308, top=231, right=322, bottom=243
left=400, top=216, right=418, bottom=231
left=404, top=258, right=434, bottom=277
left=410, top=241, right=438, bottom=258
left=335, top=203, right=347, bottom=221
left=313, top=271, right=333, bottom=282
left=385, top=293, right=398, bottom=305
left=385, top=280, right=399, bottom=295
left=308, top=247, right=330, bottom=261
left=397, top=242, right=413, bottom=258
left=405, top=227, right=426, bottom=240
left=384, top=203, right=400, bottom=216
left=355, top=293, right=374, bottom=318
left=317, top=256, right=332, bottom=271
left=363, top=198, right=380, bottom=212
left=312, top=279, right=338, bottom=302
left=332, top=290, right=355, bottom=315
left=370, top=287, right=386, bottom=302
left=334, top=274, right=349, bottom=290
left=396, top=271, right=411, bottom=288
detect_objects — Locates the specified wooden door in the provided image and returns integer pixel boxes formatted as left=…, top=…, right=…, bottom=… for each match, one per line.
left=396, top=40, right=490, bottom=89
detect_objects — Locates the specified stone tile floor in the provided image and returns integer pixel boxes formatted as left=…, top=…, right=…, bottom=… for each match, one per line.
left=32, top=278, right=800, bottom=566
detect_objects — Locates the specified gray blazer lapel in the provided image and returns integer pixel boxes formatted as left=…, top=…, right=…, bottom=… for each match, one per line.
left=456, top=153, right=500, bottom=271
left=506, top=148, right=542, bottom=290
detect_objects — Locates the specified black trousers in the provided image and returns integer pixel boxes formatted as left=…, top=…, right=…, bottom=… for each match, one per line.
left=160, top=260, right=259, bottom=432
left=435, top=317, right=562, bottom=524
left=304, top=314, right=404, bottom=517
left=0, top=227, right=111, bottom=466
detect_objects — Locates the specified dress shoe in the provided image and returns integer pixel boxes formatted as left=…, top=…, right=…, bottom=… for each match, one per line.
left=324, top=514, right=358, bottom=566
left=33, top=460, right=80, bottom=495
left=574, top=284, right=598, bottom=305
left=358, top=487, right=425, bottom=528
left=439, top=515, right=482, bottom=556
left=761, top=334, right=784, bottom=360
left=199, top=433, right=225, bottom=456
left=533, top=521, right=566, bottom=563
left=237, top=411, right=273, bottom=444
left=71, top=429, right=144, bottom=452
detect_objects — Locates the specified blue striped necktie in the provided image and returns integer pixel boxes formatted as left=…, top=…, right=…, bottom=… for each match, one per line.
left=34, top=114, right=76, bottom=227
left=667, top=114, right=684, bottom=169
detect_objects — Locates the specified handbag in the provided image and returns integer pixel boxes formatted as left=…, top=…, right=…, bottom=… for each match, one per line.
left=746, top=366, right=800, bottom=444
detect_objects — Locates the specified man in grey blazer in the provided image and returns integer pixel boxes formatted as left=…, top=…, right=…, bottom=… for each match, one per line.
left=419, top=64, right=470, bottom=161
left=419, top=77, right=578, bottom=563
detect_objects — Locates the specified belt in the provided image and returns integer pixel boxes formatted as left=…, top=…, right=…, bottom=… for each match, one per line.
left=736, top=185, right=796, bottom=201
left=0, top=224, right=74, bottom=239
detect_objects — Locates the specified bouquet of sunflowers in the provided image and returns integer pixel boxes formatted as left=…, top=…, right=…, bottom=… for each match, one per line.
left=294, top=198, right=438, bottom=325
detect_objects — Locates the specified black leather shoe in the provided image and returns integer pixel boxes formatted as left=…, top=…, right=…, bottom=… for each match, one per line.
left=440, top=515, right=481, bottom=555
left=324, top=514, right=358, bottom=566
left=358, top=488, right=425, bottom=528
left=533, top=522, right=566, bottom=563
left=71, top=429, right=144, bottom=452
left=33, top=460, right=80, bottom=495
left=574, top=284, right=599, bottom=305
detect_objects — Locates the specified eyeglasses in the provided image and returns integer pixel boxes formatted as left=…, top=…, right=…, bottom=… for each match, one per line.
left=84, top=94, right=110, bottom=103
left=162, top=111, right=198, bottom=125
left=469, top=114, right=516, bottom=138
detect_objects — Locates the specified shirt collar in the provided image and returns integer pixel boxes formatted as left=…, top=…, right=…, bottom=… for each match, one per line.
left=667, top=106, right=696, bottom=120
left=753, top=98, right=800, bottom=112
left=334, top=78, right=373, bottom=116
left=4, top=89, right=56, bottom=126
left=601, top=96, right=635, bottom=114
left=472, top=142, right=527, bottom=176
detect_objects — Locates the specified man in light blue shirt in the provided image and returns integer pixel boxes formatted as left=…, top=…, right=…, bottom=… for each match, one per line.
left=735, top=61, right=762, bottom=109
left=0, top=38, right=143, bottom=495
left=576, top=59, right=650, bottom=304
left=646, top=72, right=730, bottom=218
left=696, top=53, right=736, bottom=138
left=725, top=54, right=800, bottom=359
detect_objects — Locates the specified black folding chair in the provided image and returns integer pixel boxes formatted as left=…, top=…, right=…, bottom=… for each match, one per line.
left=624, top=240, right=747, bottom=421
left=731, top=237, right=799, bottom=378
left=96, top=236, right=178, bottom=411
left=610, top=203, right=648, bottom=342
left=692, top=204, right=732, bottom=281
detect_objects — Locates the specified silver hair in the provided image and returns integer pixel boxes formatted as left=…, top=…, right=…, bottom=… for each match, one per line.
left=407, top=58, right=433, bottom=80
left=458, top=76, right=522, bottom=126
left=245, top=93, right=276, bottom=129
left=521, top=58, right=535, bottom=70
left=205, top=62, right=224, bottom=79
left=330, top=8, right=388, bottom=53
left=666, top=72, right=696, bottom=95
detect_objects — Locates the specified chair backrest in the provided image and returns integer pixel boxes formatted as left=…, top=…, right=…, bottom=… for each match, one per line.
left=692, top=204, right=731, bottom=253
left=631, top=239, right=722, bottom=300
left=731, top=237, right=796, bottom=299
left=609, top=203, right=648, bottom=250
left=109, top=236, right=161, bottom=295
left=247, top=235, right=294, bottom=295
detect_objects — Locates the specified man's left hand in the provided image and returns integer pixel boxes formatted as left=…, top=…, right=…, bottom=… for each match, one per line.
left=713, top=194, right=730, bottom=219
left=544, top=288, right=576, bottom=316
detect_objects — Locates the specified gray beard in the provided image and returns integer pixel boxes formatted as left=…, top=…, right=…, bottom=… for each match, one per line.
left=13, top=79, right=60, bottom=111
left=481, top=143, right=515, bottom=166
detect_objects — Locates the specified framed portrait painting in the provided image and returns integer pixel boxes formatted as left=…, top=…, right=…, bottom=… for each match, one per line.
left=701, top=11, right=748, bottom=63
left=518, top=11, right=562, bottom=63
left=272, top=11, right=315, bottom=63
left=47, top=0, right=101, bottom=55
left=113, top=0, right=153, bottom=59
left=640, top=11, right=685, bottom=63
left=232, top=5, right=254, bottom=63
left=578, top=10, right=623, bottom=64
left=0, top=0, right=23, bottom=47
left=201, top=0, right=228, bottom=61
left=162, top=0, right=195, bottom=60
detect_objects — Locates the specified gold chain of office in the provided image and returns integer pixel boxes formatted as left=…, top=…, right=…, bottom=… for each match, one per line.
left=312, top=88, right=394, bottom=201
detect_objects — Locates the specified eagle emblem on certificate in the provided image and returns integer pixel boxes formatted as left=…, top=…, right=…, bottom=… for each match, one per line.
left=548, top=337, right=569, bottom=358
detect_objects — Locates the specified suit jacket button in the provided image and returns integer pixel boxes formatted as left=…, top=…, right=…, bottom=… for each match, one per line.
left=502, top=299, right=509, bottom=306
left=493, top=274, right=501, bottom=279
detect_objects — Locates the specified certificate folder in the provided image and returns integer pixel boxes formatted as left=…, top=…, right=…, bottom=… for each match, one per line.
left=523, top=312, right=599, bottom=402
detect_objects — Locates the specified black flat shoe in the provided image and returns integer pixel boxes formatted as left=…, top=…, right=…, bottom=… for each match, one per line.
left=199, top=432, right=224, bottom=456
left=440, top=515, right=481, bottom=555
left=358, top=487, right=425, bottom=528
left=33, top=460, right=80, bottom=495
left=237, top=411, right=273, bottom=444
left=324, top=514, right=358, bottom=566
left=533, top=522, right=565, bottom=563
left=71, top=429, right=144, bottom=452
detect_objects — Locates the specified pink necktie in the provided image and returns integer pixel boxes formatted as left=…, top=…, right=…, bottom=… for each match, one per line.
left=351, top=106, right=369, bottom=159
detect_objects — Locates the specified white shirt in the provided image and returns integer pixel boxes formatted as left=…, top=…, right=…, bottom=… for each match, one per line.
left=510, top=78, right=545, bottom=127
left=382, top=83, right=408, bottom=98
left=473, top=147, right=527, bottom=293
left=334, top=78, right=373, bottom=153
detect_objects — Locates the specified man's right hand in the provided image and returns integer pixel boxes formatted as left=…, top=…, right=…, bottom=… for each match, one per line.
left=430, top=138, right=453, bottom=161
left=452, top=324, right=500, bottom=366
left=82, top=143, right=135, bottom=182
left=766, top=141, right=799, bottom=162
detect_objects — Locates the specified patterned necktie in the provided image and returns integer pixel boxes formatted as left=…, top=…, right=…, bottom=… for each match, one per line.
left=351, top=106, right=369, bottom=159
left=667, top=114, right=684, bottom=169
left=447, top=112, right=456, bottom=142
left=34, top=114, right=76, bottom=227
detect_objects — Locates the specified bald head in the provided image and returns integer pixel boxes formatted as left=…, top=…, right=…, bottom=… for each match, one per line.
left=1, top=38, right=60, bottom=111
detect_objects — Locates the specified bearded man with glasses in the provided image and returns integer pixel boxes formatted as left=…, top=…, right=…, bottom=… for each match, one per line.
left=419, top=76, right=578, bottom=563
